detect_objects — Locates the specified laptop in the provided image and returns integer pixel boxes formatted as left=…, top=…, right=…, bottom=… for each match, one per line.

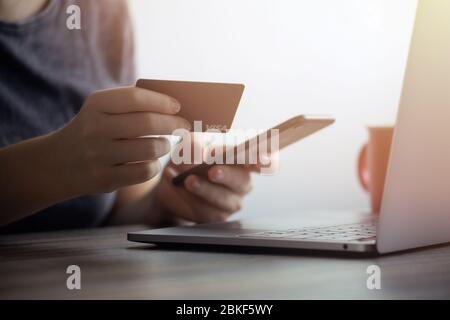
left=128, top=0, right=450, bottom=254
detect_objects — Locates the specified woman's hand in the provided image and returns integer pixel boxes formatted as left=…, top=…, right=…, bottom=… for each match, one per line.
left=53, top=86, right=191, bottom=196
left=152, top=140, right=278, bottom=225
left=0, top=86, right=190, bottom=225
left=155, top=161, right=254, bottom=224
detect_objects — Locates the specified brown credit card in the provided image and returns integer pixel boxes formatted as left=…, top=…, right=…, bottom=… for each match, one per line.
left=136, top=79, right=245, bottom=132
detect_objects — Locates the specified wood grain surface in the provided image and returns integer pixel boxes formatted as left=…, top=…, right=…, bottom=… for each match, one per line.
left=0, top=225, right=449, bottom=299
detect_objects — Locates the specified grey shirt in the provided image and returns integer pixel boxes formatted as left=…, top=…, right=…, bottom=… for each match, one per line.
left=0, top=0, right=135, bottom=232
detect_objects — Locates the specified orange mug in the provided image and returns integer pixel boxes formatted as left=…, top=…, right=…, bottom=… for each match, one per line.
left=358, top=126, right=394, bottom=213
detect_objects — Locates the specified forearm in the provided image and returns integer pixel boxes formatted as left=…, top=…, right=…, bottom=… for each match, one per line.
left=0, top=133, right=77, bottom=226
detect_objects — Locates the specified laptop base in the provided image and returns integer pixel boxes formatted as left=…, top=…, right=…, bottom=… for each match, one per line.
left=128, top=212, right=378, bottom=254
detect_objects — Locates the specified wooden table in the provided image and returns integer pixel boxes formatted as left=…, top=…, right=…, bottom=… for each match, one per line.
left=0, top=225, right=449, bottom=299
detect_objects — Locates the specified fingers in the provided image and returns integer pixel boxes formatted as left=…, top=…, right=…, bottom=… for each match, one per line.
left=89, top=87, right=181, bottom=115
left=207, top=165, right=252, bottom=195
left=162, top=167, right=232, bottom=223
left=69, top=86, right=189, bottom=194
left=184, top=175, right=242, bottom=212
left=107, top=137, right=171, bottom=165
left=104, top=112, right=191, bottom=138
left=117, top=160, right=162, bottom=185
left=96, top=160, right=162, bottom=190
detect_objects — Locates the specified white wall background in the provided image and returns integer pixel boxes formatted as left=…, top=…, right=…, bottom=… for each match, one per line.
left=129, top=0, right=418, bottom=218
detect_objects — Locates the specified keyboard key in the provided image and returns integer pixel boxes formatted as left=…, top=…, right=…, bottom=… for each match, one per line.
left=237, top=221, right=377, bottom=241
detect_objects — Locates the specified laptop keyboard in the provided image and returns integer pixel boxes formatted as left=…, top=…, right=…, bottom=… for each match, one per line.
left=238, top=221, right=377, bottom=242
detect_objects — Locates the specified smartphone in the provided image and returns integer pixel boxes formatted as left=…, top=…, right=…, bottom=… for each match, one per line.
left=172, top=115, right=335, bottom=186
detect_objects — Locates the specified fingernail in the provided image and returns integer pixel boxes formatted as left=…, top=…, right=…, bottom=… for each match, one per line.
left=212, top=168, right=224, bottom=181
left=190, top=177, right=201, bottom=190
left=171, top=98, right=181, bottom=113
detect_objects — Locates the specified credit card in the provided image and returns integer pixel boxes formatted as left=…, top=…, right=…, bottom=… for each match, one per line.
left=136, top=79, right=245, bottom=132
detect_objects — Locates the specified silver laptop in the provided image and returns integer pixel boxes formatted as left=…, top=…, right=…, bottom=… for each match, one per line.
left=128, top=0, right=450, bottom=254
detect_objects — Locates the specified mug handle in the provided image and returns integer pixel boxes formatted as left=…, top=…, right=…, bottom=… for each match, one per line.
left=358, top=144, right=370, bottom=192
